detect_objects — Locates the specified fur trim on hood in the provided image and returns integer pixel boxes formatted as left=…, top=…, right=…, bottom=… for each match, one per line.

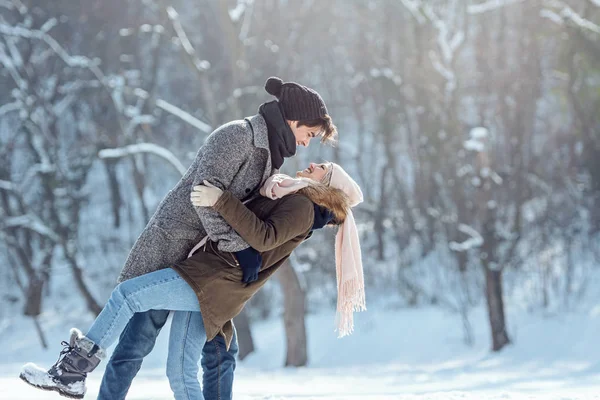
left=298, top=181, right=350, bottom=225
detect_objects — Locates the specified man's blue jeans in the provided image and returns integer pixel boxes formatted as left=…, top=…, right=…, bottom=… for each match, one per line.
left=167, top=311, right=238, bottom=400
left=95, top=270, right=238, bottom=399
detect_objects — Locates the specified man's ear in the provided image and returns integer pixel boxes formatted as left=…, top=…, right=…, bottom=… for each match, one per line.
left=287, top=120, right=297, bottom=128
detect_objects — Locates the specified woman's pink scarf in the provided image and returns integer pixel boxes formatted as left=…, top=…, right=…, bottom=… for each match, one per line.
left=261, top=173, right=366, bottom=337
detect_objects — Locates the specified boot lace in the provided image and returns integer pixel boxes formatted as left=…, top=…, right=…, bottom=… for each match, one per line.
left=52, top=341, right=74, bottom=369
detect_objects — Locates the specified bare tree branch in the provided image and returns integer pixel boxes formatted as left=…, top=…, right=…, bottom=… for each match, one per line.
left=543, top=1, right=600, bottom=34
left=99, top=143, right=187, bottom=176
left=468, top=0, right=526, bottom=15
left=1, top=215, right=60, bottom=242
left=0, top=22, right=213, bottom=133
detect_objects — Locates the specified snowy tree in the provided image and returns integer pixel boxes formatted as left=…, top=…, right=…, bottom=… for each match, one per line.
left=2, top=0, right=600, bottom=359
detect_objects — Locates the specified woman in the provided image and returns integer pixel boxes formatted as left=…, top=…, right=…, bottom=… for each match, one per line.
left=20, top=162, right=365, bottom=399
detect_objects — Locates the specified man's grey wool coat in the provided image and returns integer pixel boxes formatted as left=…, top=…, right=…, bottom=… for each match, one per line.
left=117, top=114, right=274, bottom=282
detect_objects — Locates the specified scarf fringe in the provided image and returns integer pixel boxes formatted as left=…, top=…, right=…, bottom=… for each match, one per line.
left=335, top=277, right=366, bottom=338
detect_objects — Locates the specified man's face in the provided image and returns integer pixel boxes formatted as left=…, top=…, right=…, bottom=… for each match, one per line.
left=288, top=121, right=322, bottom=147
left=296, top=162, right=329, bottom=182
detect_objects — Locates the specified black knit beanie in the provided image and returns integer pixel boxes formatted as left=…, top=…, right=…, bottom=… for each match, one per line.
left=264, top=77, right=328, bottom=121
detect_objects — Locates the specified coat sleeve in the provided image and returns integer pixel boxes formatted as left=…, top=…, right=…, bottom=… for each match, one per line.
left=213, top=191, right=314, bottom=252
left=192, top=123, right=254, bottom=252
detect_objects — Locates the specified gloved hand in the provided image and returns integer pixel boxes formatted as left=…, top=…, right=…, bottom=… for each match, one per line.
left=191, top=180, right=223, bottom=207
left=312, top=204, right=333, bottom=230
left=234, top=247, right=262, bottom=284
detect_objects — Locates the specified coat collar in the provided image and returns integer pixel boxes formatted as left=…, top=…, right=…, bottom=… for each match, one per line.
left=246, top=113, right=269, bottom=150
left=245, top=114, right=274, bottom=183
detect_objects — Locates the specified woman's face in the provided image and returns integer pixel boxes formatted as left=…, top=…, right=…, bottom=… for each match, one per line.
left=296, top=162, right=329, bottom=182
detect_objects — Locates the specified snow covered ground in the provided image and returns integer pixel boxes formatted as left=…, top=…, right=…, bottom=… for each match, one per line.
left=2, top=306, right=600, bottom=399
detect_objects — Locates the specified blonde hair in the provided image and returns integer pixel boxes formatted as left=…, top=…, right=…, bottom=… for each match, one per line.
left=297, top=178, right=349, bottom=225
left=321, top=162, right=334, bottom=186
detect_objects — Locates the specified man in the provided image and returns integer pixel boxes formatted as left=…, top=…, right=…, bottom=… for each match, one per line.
left=98, top=76, right=337, bottom=400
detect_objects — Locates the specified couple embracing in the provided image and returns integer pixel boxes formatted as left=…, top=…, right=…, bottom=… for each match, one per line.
left=20, top=77, right=366, bottom=399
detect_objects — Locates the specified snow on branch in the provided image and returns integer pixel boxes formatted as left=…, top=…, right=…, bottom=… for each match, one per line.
left=6, top=37, right=24, bottom=68
left=1, top=20, right=212, bottom=134
left=126, top=87, right=211, bottom=134
left=0, top=101, right=20, bottom=116
left=30, top=131, right=52, bottom=169
left=21, top=163, right=56, bottom=190
left=422, top=5, right=465, bottom=64
left=415, top=4, right=463, bottom=100
left=1, top=214, right=60, bottom=242
left=399, top=0, right=427, bottom=24
left=0, top=23, right=101, bottom=70
left=540, top=9, right=564, bottom=24
left=155, top=98, right=212, bottom=133
left=238, top=1, right=254, bottom=41
left=39, top=17, right=57, bottom=33
left=468, top=0, right=525, bottom=14
left=166, top=7, right=210, bottom=73
left=449, top=224, right=484, bottom=252
left=101, top=85, right=211, bottom=134
left=228, top=1, right=246, bottom=22
left=0, top=0, right=26, bottom=13
left=429, top=50, right=455, bottom=81
left=98, top=143, right=187, bottom=176
left=560, top=6, right=600, bottom=34
left=542, top=1, right=600, bottom=34
left=0, top=180, right=17, bottom=192
left=399, top=0, right=465, bottom=64
left=0, top=1, right=14, bottom=10
left=125, top=114, right=156, bottom=137
left=0, top=44, right=27, bottom=90
left=58, top=80, right=102, bottom=94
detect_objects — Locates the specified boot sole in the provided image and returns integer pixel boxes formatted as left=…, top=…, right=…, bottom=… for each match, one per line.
left=20, top=373, right=85, bottom=399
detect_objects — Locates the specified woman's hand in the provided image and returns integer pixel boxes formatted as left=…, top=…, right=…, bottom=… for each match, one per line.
left=190, top=180, right=223, bottom=207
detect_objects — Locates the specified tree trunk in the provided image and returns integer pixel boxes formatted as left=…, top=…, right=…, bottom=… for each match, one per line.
left=102, top=159, right=122, bottom=228
left=233, top=308, right=254, bottom=360
left=485, top=267, right=510, bottom=351
left=565, top=235, right=573, bottom=309
left=373, top=164, right=388, bottom=261
left=131, top=159, right=150, bottom=223
left=64, top=252, right=102, bottom=316
left=276, top=260, right=308, bottom=367
left=33, top=317, right=48, bottom=349
left=24, top=276, right=44, bottom=317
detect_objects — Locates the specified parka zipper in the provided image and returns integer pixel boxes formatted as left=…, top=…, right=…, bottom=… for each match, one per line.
left=208, top=240, right=240, bottom=268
